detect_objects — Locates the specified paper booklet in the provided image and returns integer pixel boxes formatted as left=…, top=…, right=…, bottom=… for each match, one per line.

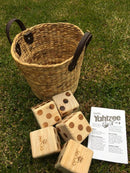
left=88, top=107, right=128, bottom=164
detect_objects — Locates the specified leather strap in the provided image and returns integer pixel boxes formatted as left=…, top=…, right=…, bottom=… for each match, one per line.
left=6, top=18, right=26, bottom=45
left=68, top=32, right=92, bottom=71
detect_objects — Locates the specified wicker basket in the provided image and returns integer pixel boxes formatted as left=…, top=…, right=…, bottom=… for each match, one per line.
left=6, top=19, right=92, bottom=100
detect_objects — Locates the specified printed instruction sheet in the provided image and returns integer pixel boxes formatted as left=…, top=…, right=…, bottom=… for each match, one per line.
left=88, top=107, right=128, bottom=164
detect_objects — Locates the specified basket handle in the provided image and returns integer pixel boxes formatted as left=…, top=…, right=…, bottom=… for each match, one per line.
left=6, top=18, right=26, bottom=45
left=68, top=32, right=92, bottom=71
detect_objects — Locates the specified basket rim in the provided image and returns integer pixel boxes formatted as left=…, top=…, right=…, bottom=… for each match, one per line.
left=11, top=22, right=84, bottom=68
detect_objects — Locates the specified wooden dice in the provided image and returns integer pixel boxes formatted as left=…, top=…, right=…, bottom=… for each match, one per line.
left=30, top=127, right=61, bottom=158
left=30, top=90, right=93, bottom=172
left=55, top=139, right=93, bottom=173
left=31, top=100, right=62, bottom=128
left=56, top=111, right=92, bottom=143
left=53, top=90, right=79, bottom=117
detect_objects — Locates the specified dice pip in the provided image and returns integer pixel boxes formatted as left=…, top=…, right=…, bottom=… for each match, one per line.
left=52, top=90, right=79, bottom=117
left=30, top=127, right=61, bottom=158
left=55, top=139, right=93, bottom=173
left=31, top=100, right=62, bottom=128
left=56, top=111, right=92, bottom=143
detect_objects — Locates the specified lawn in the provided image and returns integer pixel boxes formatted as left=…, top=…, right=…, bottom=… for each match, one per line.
left=0, top=0, right=129, bottom=172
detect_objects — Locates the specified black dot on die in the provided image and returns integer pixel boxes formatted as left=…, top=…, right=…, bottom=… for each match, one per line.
left=63, top=99, right=68, bottom=104
left=60, top=106, right=65, bottom=111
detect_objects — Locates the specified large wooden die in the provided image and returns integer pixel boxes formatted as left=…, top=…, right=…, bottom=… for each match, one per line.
left=56, top=111, right=92, bottom=143
left=55, top=139, right=93, bottom=173
left=52, top=90, right=79, bottom=117
left=30, top=127, right=61, bottom=158
left=31, top=100, right=62, bottom=128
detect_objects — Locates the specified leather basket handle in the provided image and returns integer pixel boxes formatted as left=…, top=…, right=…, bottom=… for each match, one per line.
left=68, top=32, right=92, bottom=71
left=6, top=18, right=26, bottom=45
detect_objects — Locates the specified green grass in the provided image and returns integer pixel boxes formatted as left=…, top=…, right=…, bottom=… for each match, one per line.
left=0, top=0, right=129, bottom=172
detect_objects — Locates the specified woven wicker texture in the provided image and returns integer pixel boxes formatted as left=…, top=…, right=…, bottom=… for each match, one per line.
left=10, top=22, right=85, bottom=99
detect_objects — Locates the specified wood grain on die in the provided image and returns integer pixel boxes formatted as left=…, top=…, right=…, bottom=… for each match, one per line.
left=30, top=127, right=61, bottom=158
left=56, top=111, right=92, bottom=143
left=55, top=141, right=69, bottom=168
left=56, top=122, right=73, bottom=142
left=52, top=90, right=79, bottom=117
left=54, top=128, right=61, bottom=151
left=66, top=111, right=92, bottom=143
left=31, top=101, right=62, bottom=128
left=55, top=139, right=93, bottom=173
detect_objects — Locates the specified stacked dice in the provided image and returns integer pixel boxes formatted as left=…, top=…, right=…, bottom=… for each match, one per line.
left=30, top=91, right=93, bottom=173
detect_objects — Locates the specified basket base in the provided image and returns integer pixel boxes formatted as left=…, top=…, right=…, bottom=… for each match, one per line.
left=31, top=84, right=78, bottom=100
